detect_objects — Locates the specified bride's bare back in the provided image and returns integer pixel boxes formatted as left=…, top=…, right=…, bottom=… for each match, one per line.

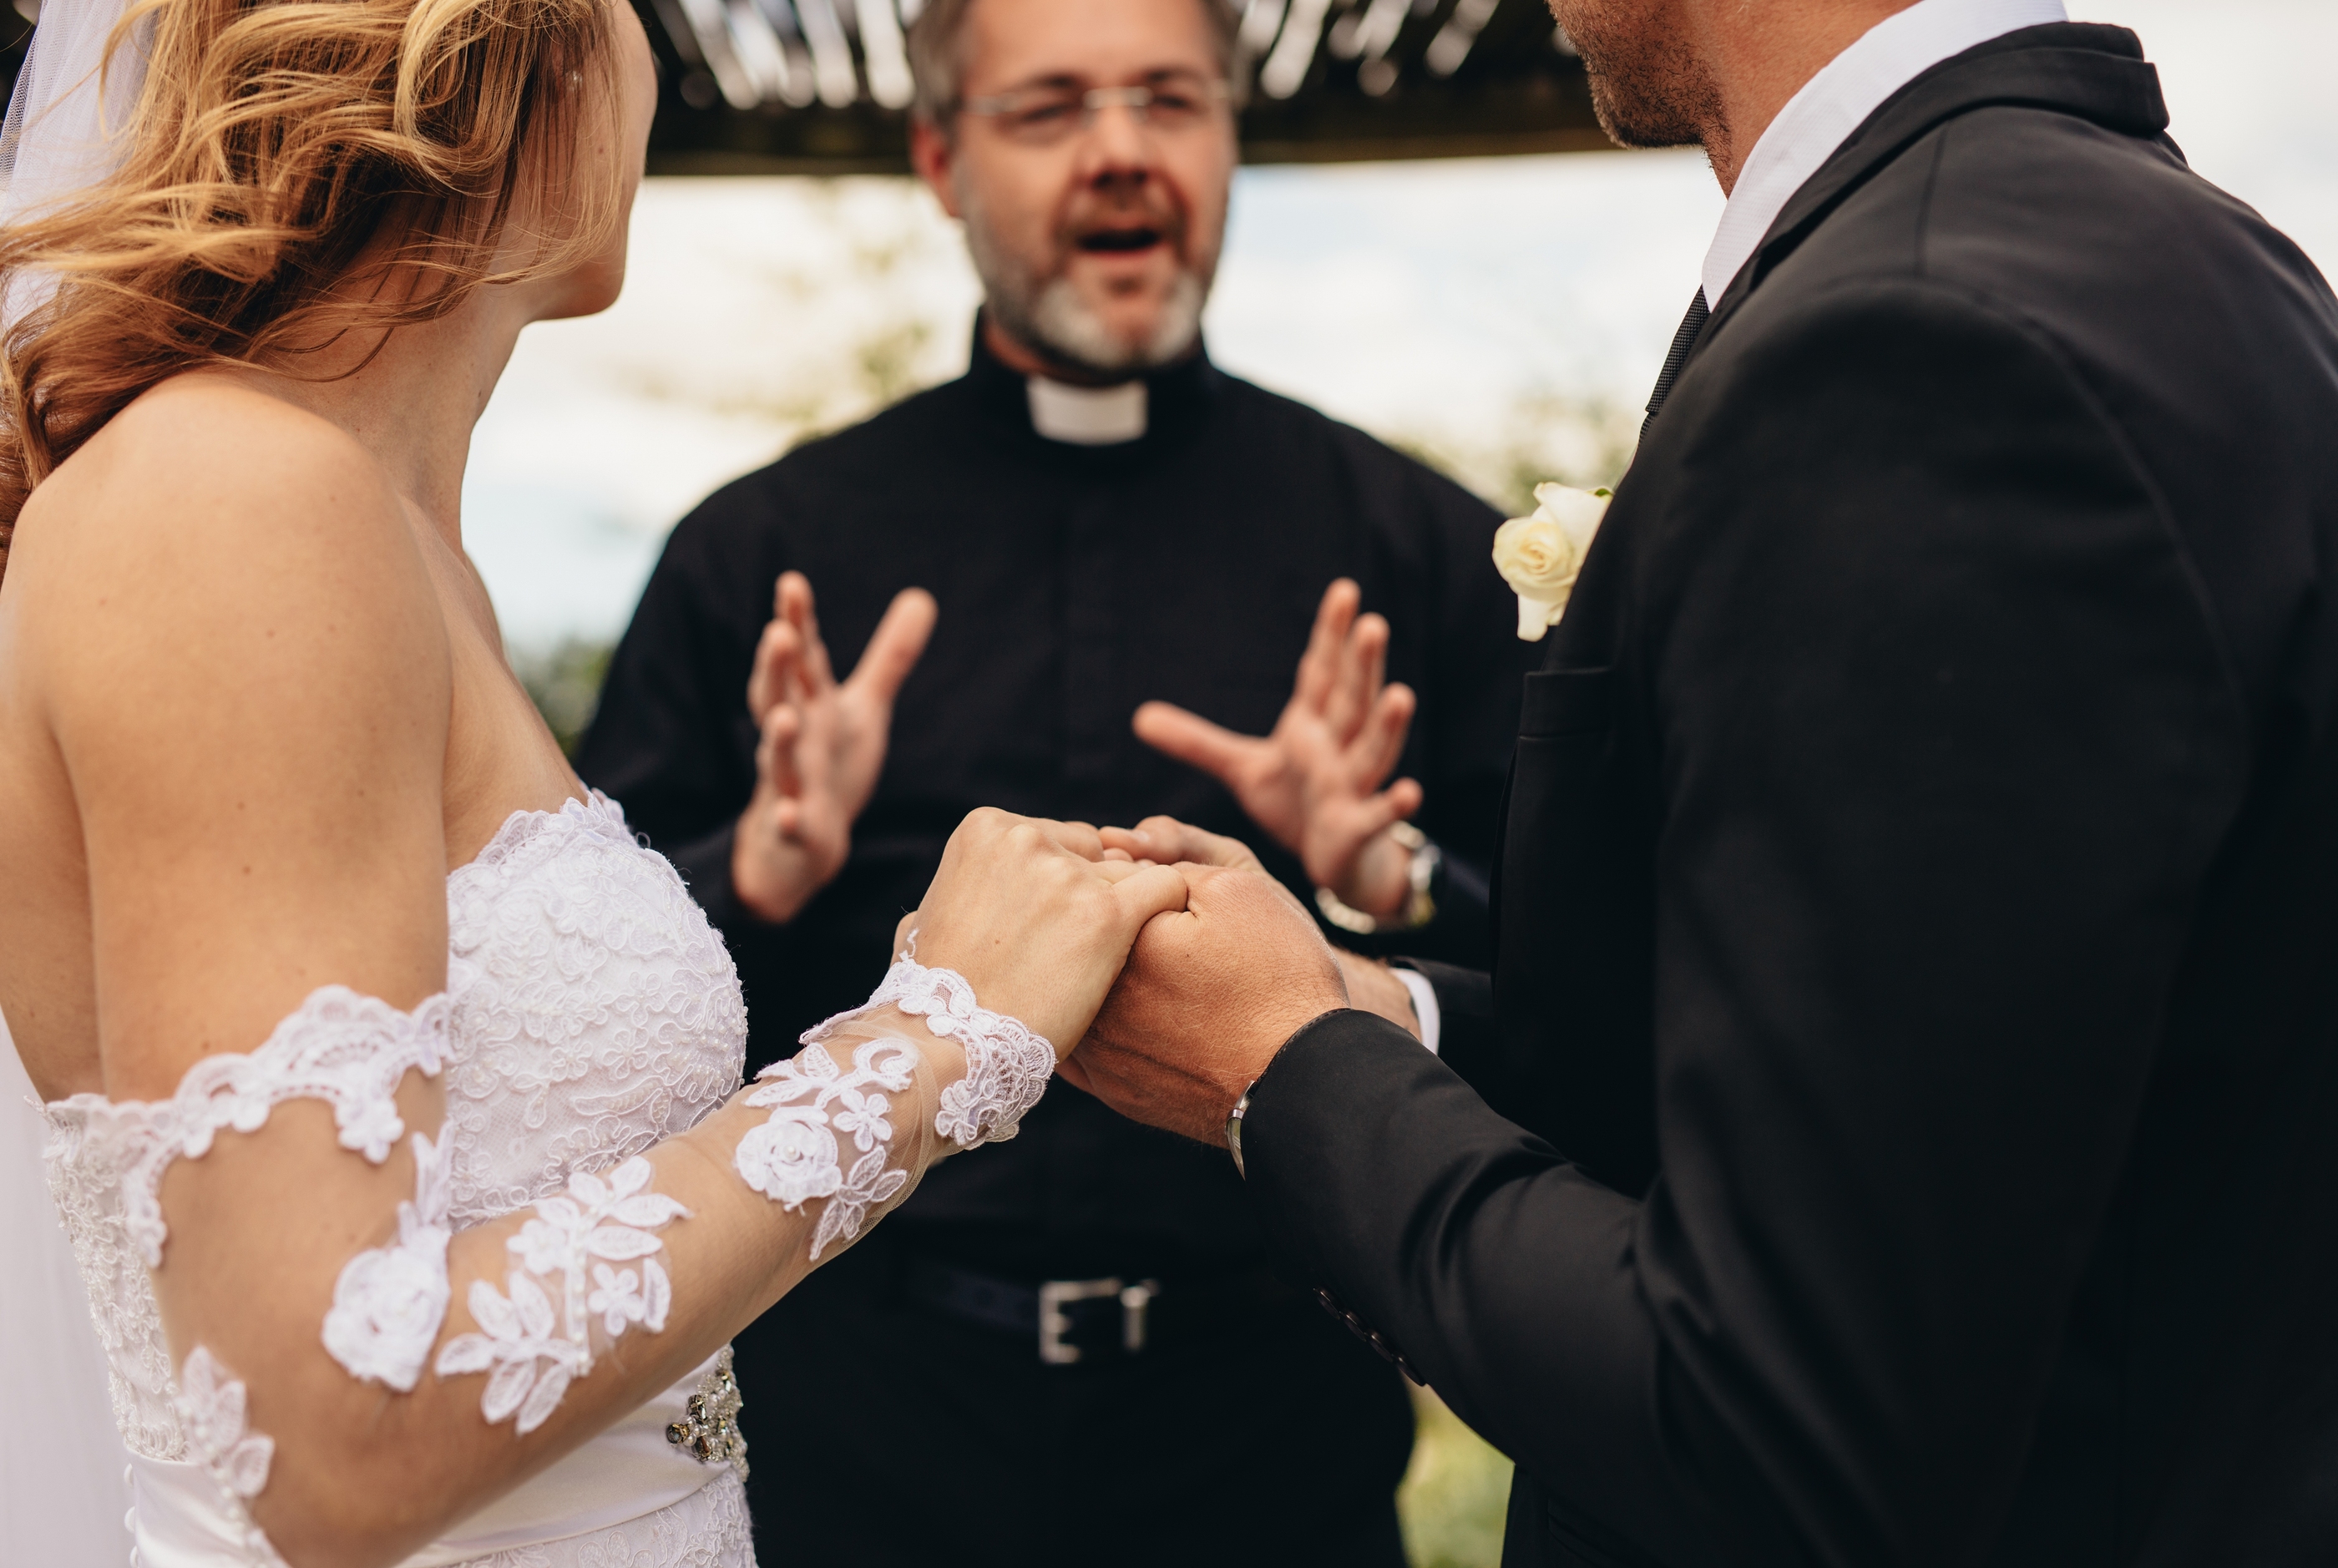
left=0, top=368, right=579, bottom=1108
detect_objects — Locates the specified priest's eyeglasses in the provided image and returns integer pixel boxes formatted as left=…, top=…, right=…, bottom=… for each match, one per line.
left=960, top=76, right=1233, bottom=146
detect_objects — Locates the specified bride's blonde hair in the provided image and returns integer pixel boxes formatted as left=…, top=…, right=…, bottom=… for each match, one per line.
left=0, top=0, right=625, bottom=569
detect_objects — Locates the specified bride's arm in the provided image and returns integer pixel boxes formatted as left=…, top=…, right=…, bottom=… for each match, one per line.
left=40, top=397, right=1185, bottom=1568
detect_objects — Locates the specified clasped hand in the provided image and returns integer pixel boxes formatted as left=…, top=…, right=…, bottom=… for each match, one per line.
left=904, top=812, right=1413, bottom=1145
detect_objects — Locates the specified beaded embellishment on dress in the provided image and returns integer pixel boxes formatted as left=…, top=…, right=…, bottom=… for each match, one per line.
left=666, top=1347, right=749, bottom=1483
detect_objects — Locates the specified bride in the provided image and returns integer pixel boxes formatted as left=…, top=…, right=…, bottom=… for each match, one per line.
left=0, top=0, right=1202, bottom=1562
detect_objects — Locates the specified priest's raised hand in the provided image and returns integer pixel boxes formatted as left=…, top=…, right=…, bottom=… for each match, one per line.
left=731, top=571, right=937, bottom=922
left=1131, top=579, right=1425, bottom=926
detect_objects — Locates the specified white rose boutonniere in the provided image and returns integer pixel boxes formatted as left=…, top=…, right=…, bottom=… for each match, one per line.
left=1492, top=482, right=1612, bottom=640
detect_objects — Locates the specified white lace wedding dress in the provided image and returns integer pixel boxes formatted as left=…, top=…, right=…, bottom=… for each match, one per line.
left=42, top=796, right=761, bottom=1568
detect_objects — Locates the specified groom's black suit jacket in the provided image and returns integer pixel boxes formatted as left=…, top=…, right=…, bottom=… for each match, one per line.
left=1241, top=26, right=2338, bottom=1567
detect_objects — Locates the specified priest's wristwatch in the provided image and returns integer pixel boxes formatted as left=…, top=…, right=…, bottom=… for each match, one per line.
left=1314, top=822, right=1440, bottom=935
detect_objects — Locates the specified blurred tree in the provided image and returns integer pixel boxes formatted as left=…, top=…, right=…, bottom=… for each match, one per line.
left=517, top=640, right=616, bottom=758
left=1397, top=391, right=1639, bottom=518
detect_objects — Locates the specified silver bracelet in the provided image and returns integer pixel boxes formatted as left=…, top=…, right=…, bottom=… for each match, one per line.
left=1226, top=1085, right=1254, bottom=1179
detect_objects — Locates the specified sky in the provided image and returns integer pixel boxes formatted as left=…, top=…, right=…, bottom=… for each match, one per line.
left=465, top=0, right=2338, bottom=650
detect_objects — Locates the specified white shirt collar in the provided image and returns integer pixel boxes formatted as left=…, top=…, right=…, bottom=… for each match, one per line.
left=1700, top=0, right=2068, bottom=306
left=1026, top=377, right=1148, bottom=445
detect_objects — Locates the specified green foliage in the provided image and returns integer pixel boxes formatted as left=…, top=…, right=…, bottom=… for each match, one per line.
left=1399, top=1388, right=1513, bottom=1568
left=516, top=639, right=615, bottom=759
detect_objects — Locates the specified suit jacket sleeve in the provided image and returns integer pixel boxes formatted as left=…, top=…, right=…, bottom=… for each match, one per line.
left=1240, top=281, right=2251, bottom=1567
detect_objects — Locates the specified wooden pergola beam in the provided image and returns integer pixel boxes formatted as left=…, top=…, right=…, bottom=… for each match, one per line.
left=640, top=0, right=1612, bottom=174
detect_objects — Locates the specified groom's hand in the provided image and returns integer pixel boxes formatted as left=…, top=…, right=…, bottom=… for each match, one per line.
left=906, top=812, right=1191, bottom=1054
left=733, top=572, right=936, bottom=923
left=1099, top=815, right=1425, bottom=1040
left=1066, top=831, right=1350, bottom=1145
left=1132, top=579, right=1424, bottom=922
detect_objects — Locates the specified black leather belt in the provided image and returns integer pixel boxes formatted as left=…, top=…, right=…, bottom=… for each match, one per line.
left=901, top=1257, right=1292, bottom=1365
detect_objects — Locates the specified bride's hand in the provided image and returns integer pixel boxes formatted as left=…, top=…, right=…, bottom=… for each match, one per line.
left=904, top=810, right=1192, bottom=1054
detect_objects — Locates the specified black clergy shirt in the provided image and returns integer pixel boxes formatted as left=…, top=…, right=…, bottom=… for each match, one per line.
left=579, top=324, right=1532, bottom=1274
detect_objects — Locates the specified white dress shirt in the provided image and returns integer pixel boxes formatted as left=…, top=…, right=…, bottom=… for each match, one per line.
left=1701, top=0, right=2069, bottom=306
left=1393, top=966, right=1444, bottom=1055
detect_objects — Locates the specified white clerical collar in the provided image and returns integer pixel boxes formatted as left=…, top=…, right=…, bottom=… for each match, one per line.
left=1026, top=376, right=1148, bottom=446
left=1701, top=0, right=2067, bottom=306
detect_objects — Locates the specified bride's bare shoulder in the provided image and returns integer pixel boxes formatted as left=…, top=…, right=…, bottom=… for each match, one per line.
left=10, top=369, right=451, bottom=767
left=23, top=372, right=406, bottom=558
left=15, top=371, right=440, bottom=639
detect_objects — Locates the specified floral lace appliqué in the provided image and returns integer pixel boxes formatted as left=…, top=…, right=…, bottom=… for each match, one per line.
left=437, top=1156, right=690, bottom=1434
left=104, top=988, right=451, bottom=1268
left=175, top=1346, right=286, bottom=1564
left=807, top=959, right=1054, bottom=1151
left=323, top=1130, right=454, bottom=1391
left=734, top=1038, right=918, bottom=1260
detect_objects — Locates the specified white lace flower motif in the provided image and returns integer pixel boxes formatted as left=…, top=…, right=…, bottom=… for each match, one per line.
left=437, top=1156, right=691, bottom=1434
left=735, top=1038, right=921, bottom=1259
left=513, top=1159, right=691, bottom=1277
left=176, top=1346, right=274, bottom=1500
left=808, top=1146, right=913, bottom=1262
left=322, top=1131, right=454, bottom=1393
left=438, top=1272, right=583, bottom=1434
left=830, top=1088, right=894, bottom=1151
left=838, top=960, right=1053, bottom=1150
left=588, top=1260, right=672, bottom=1337
left=732, top=1105, right=841, bottom=1207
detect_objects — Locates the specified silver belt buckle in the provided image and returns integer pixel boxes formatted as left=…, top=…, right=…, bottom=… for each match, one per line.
left=1038, top=1277, right=1161, bottom=1363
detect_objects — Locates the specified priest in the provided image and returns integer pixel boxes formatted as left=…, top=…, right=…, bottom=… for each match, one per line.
left=576, top=0, right=1536, bottom=1560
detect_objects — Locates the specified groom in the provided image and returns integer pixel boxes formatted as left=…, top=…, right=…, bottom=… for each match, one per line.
left=1070, top=0, right=2338, bottom=1564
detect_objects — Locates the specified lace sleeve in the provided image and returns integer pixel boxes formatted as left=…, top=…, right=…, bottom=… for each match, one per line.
left=70, top=959, right=1055, bottom=1566
left=73, top=987, right=453, bottom=1563
left=727, top=956, right=1055, bottom=1258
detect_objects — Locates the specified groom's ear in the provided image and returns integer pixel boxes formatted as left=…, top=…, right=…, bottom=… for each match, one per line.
left=909, top=119, right=963, bottom=218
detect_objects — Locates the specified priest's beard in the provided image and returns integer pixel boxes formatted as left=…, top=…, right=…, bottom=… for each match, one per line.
left=962, top=190, right=1217, bottom=380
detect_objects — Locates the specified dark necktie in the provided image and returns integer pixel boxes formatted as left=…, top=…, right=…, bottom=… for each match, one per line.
left=1639, top=287, right=1711, bottom=446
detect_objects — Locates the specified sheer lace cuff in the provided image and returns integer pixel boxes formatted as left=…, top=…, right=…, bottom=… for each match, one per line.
left=727, top=959, right=1054, bottom=1269
left=735, top=1034, right=937, bottom=1261
left=802, top=959, right=1055, bottom=1150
